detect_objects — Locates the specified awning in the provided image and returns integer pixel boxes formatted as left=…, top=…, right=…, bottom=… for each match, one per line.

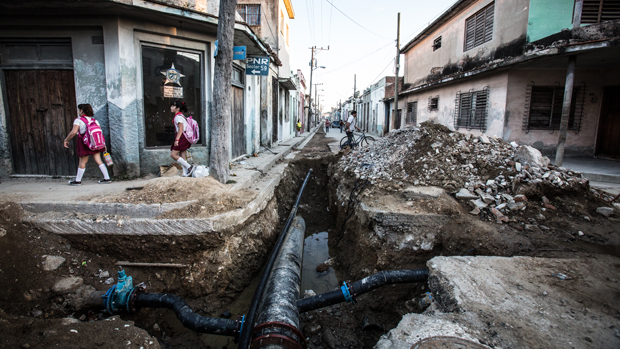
left=278, top=78, right=297, bottom=91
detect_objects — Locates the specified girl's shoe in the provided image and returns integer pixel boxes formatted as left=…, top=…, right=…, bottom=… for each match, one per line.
left=187, top=165, right=196, bottom=177
left=68, top=180, right=81, bottom=186
left=98, top=179, right=112, bottom=184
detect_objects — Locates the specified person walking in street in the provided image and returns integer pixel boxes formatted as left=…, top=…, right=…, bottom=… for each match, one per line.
left=63, top=104, right=111, bottom=185
left=170, top=100, right=195, bottom=177
left=346, top=110, right=360, bottom=144
left=339, top=118, right=343, bottom=133
left=325, top=118, right=330, bottom=133
left=296, top=119, right=302, bottom=136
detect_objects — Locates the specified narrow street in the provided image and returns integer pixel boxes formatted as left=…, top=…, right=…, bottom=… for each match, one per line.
left=1, top=1, right=620, bottom=349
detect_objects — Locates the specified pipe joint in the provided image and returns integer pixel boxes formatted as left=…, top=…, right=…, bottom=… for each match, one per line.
left=341, top=281, right=355, bottom=303
left=102, top=269, right=144, bottom=314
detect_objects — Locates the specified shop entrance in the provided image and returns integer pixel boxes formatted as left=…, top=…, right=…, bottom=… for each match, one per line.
left=5, top=70, right=78, bottom=175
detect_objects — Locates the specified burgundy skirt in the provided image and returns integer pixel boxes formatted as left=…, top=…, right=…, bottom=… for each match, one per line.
left=76, top=134, right=102, bottom=157
left=171, top=134, right=192, bottom=151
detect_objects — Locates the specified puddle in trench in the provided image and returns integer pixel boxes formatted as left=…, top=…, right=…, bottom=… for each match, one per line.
left=301, top=231, right=340, bottom=295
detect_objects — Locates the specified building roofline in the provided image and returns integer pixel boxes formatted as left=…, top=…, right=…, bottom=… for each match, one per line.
left=283, top=0, right=295, bottom=19
left=400, top=0, right=475, bottom=54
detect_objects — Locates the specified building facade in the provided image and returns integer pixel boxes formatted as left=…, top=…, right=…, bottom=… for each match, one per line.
left=397, top=0, right=620, bottom=158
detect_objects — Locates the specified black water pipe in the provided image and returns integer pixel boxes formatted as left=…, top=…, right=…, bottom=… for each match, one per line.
left=237, top=169, right=313, bottom=349
left=252, top=216, right=306, bottom=349
left=134, top=293, right=240, bottom=336
left=297, top=269, right=429, bottom=313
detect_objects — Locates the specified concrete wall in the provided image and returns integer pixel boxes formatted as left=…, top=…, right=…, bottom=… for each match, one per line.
left=245, top=74, right=261, bottom=155
left=400, top=71, right=509, bottom=138
left=527, top=0, right=574, bottom=42
left=403, top=0, right=529, bottom=88
left=504, top=67, right=620, bottom=156
left=370, top=78, right=387, bottom=136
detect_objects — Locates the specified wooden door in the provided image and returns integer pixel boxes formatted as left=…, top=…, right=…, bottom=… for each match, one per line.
left=231, top=86, right=245, bottom=158
left=5, top=70, right=78, bottom=175
left=272, top=77, right=278, bottom=143
left=596, top=86, right=620, bottom=158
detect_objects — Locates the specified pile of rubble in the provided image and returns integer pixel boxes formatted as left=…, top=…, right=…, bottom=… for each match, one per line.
left=337, top=122, right=602, bottom=221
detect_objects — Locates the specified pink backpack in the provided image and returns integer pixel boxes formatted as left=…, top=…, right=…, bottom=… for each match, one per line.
left=183, top=115, right=200, bottom=144
left=80, top=116, right=106, bottom=151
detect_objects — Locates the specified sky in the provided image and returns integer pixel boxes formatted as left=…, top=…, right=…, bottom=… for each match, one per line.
left=289, top=0, right=457, bottom=112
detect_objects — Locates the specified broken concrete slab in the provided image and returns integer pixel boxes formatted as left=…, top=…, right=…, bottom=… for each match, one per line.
left=515, top=145, right=548, bottom=167
left=41, top=255, right=66, bottom=271
left=455, top=188, right=477, bottom=200
left=52, top=277, right=83, bottom=295
left=379, top=255, right=620, bottom=349
left=21, top=200, right=197, bottom=219
left=596, top=206, right=614, bottom=217
left=402, top=186, right=444, bottom=200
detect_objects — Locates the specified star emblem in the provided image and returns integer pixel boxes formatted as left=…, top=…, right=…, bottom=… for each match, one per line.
left=160, top=63, right=185, bottom=86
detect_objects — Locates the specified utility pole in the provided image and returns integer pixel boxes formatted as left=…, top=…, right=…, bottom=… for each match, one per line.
left=209, top=0, right=238, bottom=183
left=394, top=12, right=401, bottom=130
left=556, top=0, right=582, bottom=167
left=307, top=46, right=329, bottom=131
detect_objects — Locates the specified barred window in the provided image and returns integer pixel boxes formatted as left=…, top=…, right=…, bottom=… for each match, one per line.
left=428, top=96, right=439, bottom=111
left=581, top=0, right=620, bottom=24
left=406, top=101, right=417, bottom=124
left=237, top=4, right=261, bottom=25
left=455, top=89, right=489, bottom=131
left=525, top=86, right=584, bottom=131
left=464, top=2, right=494, bottom=51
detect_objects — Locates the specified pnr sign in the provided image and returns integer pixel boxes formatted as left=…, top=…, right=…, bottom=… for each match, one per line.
left=246, top=57, right=270, bottom=76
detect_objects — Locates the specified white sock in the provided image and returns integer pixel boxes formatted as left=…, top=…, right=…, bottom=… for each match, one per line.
left=182, top=165, right=188, bottom=176
left=75, top=168, right=85, bottom=182
left=177, top=158, right=190, bottom=170
left=99, top=164, right=110, bottom=180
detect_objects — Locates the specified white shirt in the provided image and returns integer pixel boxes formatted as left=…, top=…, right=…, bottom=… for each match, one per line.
left=73, top=116, right=101, bottom=135
left=347, top=115, right=356, bottom=132
left=174, top=113, right=188, bottom=133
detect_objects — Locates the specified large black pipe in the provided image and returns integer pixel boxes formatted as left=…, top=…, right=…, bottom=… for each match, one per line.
left=134, top=293, right=239, bottom=336
left=237, top=169, right=313, bottom=349
left=297, top=269, right=429, bottom=313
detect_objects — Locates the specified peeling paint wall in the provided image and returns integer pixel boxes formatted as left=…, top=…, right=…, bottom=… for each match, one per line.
left=504, top=67, right=620, bottom=156
left=403, top=0, right=530, bottom=89
left=400, top=71, right=509, bottom=138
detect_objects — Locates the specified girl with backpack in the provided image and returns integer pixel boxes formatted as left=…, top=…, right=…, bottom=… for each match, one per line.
left=63, top=103, right=111, bottom=185
left=170, top=100, right=196, bottom=177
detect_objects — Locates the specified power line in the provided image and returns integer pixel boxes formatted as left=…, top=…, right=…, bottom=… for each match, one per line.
left=324, top=0, right=390, bottom=40
left=305, top=0, right=316, bottom=45
left=401, top=2, right=455, bottom=44
left=322, top=41, right=393, bottom=74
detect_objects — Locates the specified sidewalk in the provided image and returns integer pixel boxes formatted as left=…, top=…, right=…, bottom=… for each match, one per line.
left=0, top=128, right=318, bottom=207
left=552, top=156, right=620, bottom=196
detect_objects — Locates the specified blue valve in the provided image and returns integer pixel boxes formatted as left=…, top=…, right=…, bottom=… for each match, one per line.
left=341, top=281, right=354, bottom=303
left=102, top=269, right=136, bottom=314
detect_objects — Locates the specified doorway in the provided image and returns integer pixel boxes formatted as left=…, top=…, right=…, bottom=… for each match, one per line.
left=5, top=70, right=78, bottom=175
left=596, top=86, right=620, bottom=158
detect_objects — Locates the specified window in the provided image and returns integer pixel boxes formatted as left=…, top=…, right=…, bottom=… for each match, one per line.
left=455, top=89, right=489, bottom=131
left=232, top=65, right=244, bottom=86
left=237, top=4, right=261, bottom=25
left=464, top=2, right=494, bottom=51
left=433, top=36, right=442, bottom=51
left=524, top=85, right=584, bottom=131
left=142, top=46, right=202, bottom=147
left=406, top=101, right=417, bottom=124
left=428, top=96, right=439, bottom=111
left=581, top=0, right=620, bottom=24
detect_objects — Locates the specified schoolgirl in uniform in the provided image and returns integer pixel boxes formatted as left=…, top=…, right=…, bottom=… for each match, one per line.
left=63, top=104, right=111, bottom=185
left=170, top=100, right=195, bottom=177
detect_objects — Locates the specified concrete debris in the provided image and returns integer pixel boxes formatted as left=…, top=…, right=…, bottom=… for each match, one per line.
left=469, top=207, right=481, bottom=215
left=596, top=207, right=614, bottom=217
left=337, top=123, right=588, bottom=224
left=41, top=255, right=66, bottom=271
left=52, top=277, right=83, bottom=295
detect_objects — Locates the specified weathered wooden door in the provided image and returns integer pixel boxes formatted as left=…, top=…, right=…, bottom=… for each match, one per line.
left=5, top=70, right=78, bottom=175
left=231, top=86, right=245, bottom=158
left=596, top=86, right=620, bottom=158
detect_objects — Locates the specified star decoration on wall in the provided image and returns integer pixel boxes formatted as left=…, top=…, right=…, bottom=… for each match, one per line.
left=160, top=63, right=185, bottom=86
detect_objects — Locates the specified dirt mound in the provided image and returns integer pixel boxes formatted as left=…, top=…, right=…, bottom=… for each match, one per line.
left=100, top=176, right=256, bottom=218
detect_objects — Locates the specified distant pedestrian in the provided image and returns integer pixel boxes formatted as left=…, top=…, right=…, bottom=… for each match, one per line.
left=170, top=100, right=195, bottom=177
left=346, top=110, right=360, bottom=144
left=296, top=119, right=302, bottom=136
left=63, top=104, right=111, bottom=185
left=339, top=119, right=343, bottom=133
left=325, top=118, right=330, bottom=133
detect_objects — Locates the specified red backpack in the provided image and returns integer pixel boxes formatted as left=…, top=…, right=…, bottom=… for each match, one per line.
left=80, top=116, right=106, bottom=151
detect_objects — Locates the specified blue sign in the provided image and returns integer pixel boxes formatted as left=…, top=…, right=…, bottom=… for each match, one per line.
left=214, top=40, right=218, bottom=57
left=246, top=57, right=270, bottom=76
left=233, top=46, right=246, bottom=60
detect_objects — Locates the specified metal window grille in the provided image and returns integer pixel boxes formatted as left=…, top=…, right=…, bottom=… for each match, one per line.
left=581, top=0, right=620, bottom=24
left=464, top=2, right=494, bottom=51
left=237, top=4, right=261, bottom=25
left=406, top=101, right=417, bottom=124
left=522, top=84, right=586, bottom=133
left=428, top=96, right=439, bottom=111
left=454, top=88, right=489, bottom=131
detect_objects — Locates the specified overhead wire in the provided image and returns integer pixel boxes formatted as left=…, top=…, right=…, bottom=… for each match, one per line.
left=324, top=0, right=390, bottom=40
left=304, top=0, right=316, bottom=45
